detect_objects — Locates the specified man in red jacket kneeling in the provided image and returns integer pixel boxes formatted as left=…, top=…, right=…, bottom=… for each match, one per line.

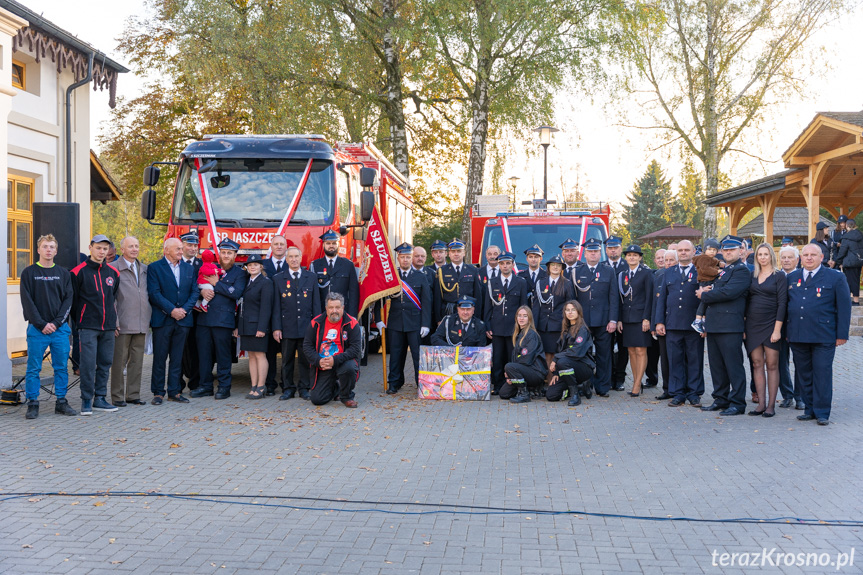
left=303, top=292, right=362, bottom=408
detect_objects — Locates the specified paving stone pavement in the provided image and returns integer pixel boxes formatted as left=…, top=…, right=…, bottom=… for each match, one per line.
left=1, top=340, right=862, bottom=574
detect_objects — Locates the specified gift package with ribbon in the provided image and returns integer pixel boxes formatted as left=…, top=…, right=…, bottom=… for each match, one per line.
left=417, top=345, right=492, bottom=401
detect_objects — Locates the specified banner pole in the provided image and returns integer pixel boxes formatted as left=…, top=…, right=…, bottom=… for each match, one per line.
left=381, top=326, right=388, bottom=393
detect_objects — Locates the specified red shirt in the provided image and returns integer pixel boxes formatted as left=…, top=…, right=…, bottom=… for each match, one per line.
left=319, top=318, right=344, bottom=358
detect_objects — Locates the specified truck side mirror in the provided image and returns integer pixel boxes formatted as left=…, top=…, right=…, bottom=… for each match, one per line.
left=143, top=166, right=161, bottom=187
left=359, top=167, right=376, bottom=188
left=360, top=191, right=374, bottom=222
left=141, top=188, right=157, bottom=220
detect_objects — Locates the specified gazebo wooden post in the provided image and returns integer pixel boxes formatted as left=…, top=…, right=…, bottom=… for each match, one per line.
left=808, top=162, right=829, bottom=239
left=759, top=191, right=781, bottom=245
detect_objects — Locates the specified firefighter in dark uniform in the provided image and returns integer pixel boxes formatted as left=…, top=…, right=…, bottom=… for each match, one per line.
left=572, top=238, right=619, bottom=397
left=518, top=244, right=547, bottom=307
left=422, top=239, right=448, bottom=342
left=180, top=231, right=203, bottom=392
left=431, top=295, right=488, bottom=347
left=654, top=241, right=704, bottom=406
left=483, top=251, right=527, bottom=394
left=385, top=242, right=432, bottom=394
left=432, top=238, right=483, bottom=324
left=698, top=236, right=751, bottom=415
left=271, top=245, right=321, bottom=401
left=500, top=305, right=548, bottom=403
left=310, top=229, right=360, bottom=318
left=560, top=237, right=583, bottom=277
left=190, top=238, right=248, bottom=399
left=786, top=243, right=851, bottom=425
left=604, top=236, right=628, bottom=390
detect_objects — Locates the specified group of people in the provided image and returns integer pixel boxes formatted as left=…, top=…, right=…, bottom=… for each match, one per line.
left=18, top=223, right=855, bottom=426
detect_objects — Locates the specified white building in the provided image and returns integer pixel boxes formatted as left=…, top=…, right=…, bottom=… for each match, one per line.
left=0, top=0, right=127, bottom=379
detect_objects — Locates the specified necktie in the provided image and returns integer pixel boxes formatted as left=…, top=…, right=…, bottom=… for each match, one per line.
left=806, top=271, right=813, bottom=284
left=455, top=266, right=460, bottom=276
left=503, top=278, right=509, bottom=291
left=327, top=259, right=334, bottom=274
left=402, top=271, right=408, bottom=280
left=276, top=260, right=283, bottom=273
left=629, top=270, right=634, bottom=281
left=531, top=271, right=536, bottom=284
left=567, top=267, right=572, bottom=276
left=550, top=280, right=556, bottom=290
left=293, top=272, right=299, bottom=280
left=589, top=267, right=595, bottom=274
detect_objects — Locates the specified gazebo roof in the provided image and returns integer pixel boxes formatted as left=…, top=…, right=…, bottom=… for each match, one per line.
left=737, top=208, right=833, bottom=237
left=637, top=223, right=703, bottom=241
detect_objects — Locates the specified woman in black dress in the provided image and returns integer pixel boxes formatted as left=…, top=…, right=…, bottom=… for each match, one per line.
left=236, top=254, right=273, bottom=399
left=547, top=300, right=595, bottom=406
left=500, top=306, right=548, bottom=403
left=616, top=244, right=653, bottom=396
left=532, top=255, right=576, bottom=368
left=744, top=244, right=787, bottom=417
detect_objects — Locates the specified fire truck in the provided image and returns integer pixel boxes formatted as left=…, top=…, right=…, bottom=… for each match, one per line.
left=470, top=196, right=610, bottom=267
left=140, top=135, right=412, bottom=266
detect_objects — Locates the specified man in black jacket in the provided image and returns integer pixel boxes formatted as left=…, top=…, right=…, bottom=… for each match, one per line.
left=310, top=230, right=360, bottom=318
left=20, top=234, right=76, bottom=419
left=272, top=246, right=321, bottom=400
left=431, top=296, right=488, bottom=347
left=70, top=235, right=121, bottom=416
left=304, top=292, right=363, bottom=407
left=835, top=218, right=862, bottom=306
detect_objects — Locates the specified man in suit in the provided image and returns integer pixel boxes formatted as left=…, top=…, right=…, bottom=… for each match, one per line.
left=573, top=238, right=619, bottom=397
left=604, top=236, right=628, bottom=390
left=786, top=243, right=851, bottom=425
left=304, top=292, right=363, bottom=407
left=698, top=236, right=751, bottom=415
left=272, top=246, right=321, bottom=400
left=655, top=240, right=704, bottom=407
left=147, top=237, right=199, bottom=405
left=385, top=243, right=432, bottom=394
left=777, top=245, right=804, bottom=409
left=478, top=245, right=501, bottom=286
left=431, top=295, right=487, bottom=347
left=518, top=244, right=547, bottom=307
left=560, top=238, right=582, bottom=277
left=262, top=234, right=289, bottom=396
left=650, top=248, right=678, bottom=399
left=483, top=252, right=527, bottom=394
left=180, top=231, right=203, bottom=392
left=310, top=230, right=360, bottom=318
left=433, top=238, right=484, bottom=323
left=191, top=238, right=248, bottom=400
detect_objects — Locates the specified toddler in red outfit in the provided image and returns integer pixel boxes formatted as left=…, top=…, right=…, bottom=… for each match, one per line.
left=196, top=250, right=223, bottom=312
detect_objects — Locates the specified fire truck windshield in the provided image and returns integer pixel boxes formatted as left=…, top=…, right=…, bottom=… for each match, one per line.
left=173, top=158, right=335, bottom=227
left=482, top=222, right=607, bottom=266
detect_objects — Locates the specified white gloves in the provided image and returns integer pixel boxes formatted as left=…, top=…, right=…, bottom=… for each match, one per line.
left=376, top=321, right=386, bottom=330
left=420, top=327, right=430, bottom=338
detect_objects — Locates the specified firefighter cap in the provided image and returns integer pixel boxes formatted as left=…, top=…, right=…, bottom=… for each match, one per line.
left=430, top=239, right=448, bottom=251
left=319, top=230, right=340, bottom=242
left=217, top=238, right=241, bottom=252
left=448, top=238, right=465, bottom=249
left=545, top=254, right=565, bottom=267
left=604, top=236, right=622, bottom=247
left=497, top=251, right=515, bottom=262
left=581, top=238, right=602, bottom=251
left=179, top=231, right=199, bottom=245
left=394, top=242, right=413, bottom=255
left=457, top=295, right=476, bottom=308
left=558, top=238, right=579, bottom=250
left=523, top=244, right=543, bottom=256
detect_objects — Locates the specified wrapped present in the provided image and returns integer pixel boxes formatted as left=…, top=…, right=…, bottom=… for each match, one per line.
left=418, top=345, right=492, bottom=401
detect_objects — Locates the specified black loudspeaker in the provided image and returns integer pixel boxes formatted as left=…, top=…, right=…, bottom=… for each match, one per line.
left=32, top=202, right=80, bottom=270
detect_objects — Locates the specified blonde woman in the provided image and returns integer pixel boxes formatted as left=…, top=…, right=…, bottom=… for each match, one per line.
left=500, top=306, right=548, bottom=403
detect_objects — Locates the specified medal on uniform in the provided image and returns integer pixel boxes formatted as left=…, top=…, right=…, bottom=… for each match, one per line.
left=817, top=287, right=821, bottom=297
left=323, top=269, right=327, bottom=275
left=797, top=279, right=802, bottom=287
left=624, top=275, right=629, bottom=287
left=282, top=293, right=286, bottom=298
left=458, top=329, right=462, bottom=336
left=287, top=292, right=291, bottom=296
left=287, top=281, right=291, bottom=288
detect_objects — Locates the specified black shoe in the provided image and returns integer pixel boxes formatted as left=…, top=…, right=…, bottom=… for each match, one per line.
left=279, top=390, right=295, bottom=401
left=762, top=411, right=775, bottom=418
left=190, top=388, right=214, bottom=398
left=114, top=401, right=127, bottom=407
left=795, top=402, right=806, bottom=411
left=299, top=390, right=311, bottom=400
left=580, top=383, right=593, bottom=399
left=596, top=391, right=609, bottom=398
left=642, top=382, right=658, bottom=388
left=510, top=387, right=532, bottom=404
left=701, top=402, right=725, bottom=412
left=628, top=391, right=640, bottom=397
left=816, top=418, right=829, bottom=425
left=567, top=393, right=582, bottom=406
left=151, top=396, right=163, bottom=405
left=748, top=409, right=765, bottom=416
left=264, top=388, right=276, bottom=397
left=127, top=399, right=146, bottom=405
left=668, top=398, right=685, bottom=407
left=214, top=389, right=231, bottom=400
left=797, top=414, right=816, bottom=421
left=778, top=398, right=794, bottom=408
left=25, top=400, right=38, bottom=419
left=688, top=398, right=702, bottom=407
left=386, top=387, right=398, bottom=395
left=656, top=393, right=673, bottom=400
left=54, top=398, right=78, bottom=416
left=720, top=407, right=744, bottom=416
left=612, top=383, right=625, bottom=391
left=168, top=394, right=190, bottom=403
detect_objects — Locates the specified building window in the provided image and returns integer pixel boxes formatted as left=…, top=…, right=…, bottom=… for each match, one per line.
left=11, top=61, right=25, bottom=90
left=7, top=176, right=33, bottom=283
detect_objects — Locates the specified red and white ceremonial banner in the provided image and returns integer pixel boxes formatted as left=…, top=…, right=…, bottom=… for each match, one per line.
left=358, top=204, right=401, bottom=316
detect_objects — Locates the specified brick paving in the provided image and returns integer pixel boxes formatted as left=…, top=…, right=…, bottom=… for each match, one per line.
left=1, top=339, right=862, bottom=574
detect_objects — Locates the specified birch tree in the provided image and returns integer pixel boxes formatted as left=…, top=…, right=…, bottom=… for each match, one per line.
left=619, top=0, right=849, bottom=238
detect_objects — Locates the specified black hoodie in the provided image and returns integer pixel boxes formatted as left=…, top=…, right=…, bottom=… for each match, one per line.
left=836, top=229, right=863, bottom=268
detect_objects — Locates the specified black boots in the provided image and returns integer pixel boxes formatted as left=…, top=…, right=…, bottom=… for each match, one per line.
left=55, top=398, right=78, bottom=416
left=567, top=385, right=581, bottom=406
left=25, top=400, right=38, bottom=419
left=510, top=385, right=531, bottom=403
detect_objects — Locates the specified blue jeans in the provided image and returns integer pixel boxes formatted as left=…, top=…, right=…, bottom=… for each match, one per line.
left=26, top=323, right=71, bottom=400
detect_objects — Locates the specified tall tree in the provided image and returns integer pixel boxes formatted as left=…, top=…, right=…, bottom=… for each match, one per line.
left=619, top=0, right=849, bottom=237
left=623, top=160, right=675, bottom=240
left=422, top=0, right=615, bottom=253
left=674, top=157, right=706, bottom=230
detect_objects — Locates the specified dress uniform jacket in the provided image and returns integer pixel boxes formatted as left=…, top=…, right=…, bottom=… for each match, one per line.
left=573, top=264, right=619, bottom=327
left=605, top=259, right=627, bottom=276
left=483, top=274, right=527, bottom=336
left=786, top=267, right=851, bottom=343
left=699, top=260, right=750, bottom=333
left=271, top=269, right=321, bottom=339
left=237, top=276, right=273, bottom=336
left=654, top=265, right=700, bottom=328
left=309, top=256, right=360, bottom=318
left=432, top=263, right=484, bottom=321
left=618, top=265, right=653, bottom=324
left=430, top=314, right=488, bottom=347
left=197, top=265, right=248, bottom=329
left=518, top=268, right=548, bottom=306
left=531, top=276, right=576, bottom=334
left=389, top=268, right=432, bottom=332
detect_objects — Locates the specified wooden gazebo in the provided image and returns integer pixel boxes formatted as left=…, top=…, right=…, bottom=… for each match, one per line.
left=705, top=111, right=863, bottom=242
left=636, top=223, right=703, bottom=247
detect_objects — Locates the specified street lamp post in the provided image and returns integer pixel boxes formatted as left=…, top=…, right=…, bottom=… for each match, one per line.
left=533, top=125, right=559, bottom=201
left=507, top=175, right=520, bottom=207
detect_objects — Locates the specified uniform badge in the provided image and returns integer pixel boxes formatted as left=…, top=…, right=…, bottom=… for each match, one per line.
left=282, top=293, right=287, bottom=298
left=624, top=275, right=629, bottom=286
left=521, top=348, right=528, bottom=355
left=342, top=332, right=348, bottom=341
left=817, top=287, right=821, bottom=297
left=458, top=330, right=462, bottom=336
left=543, top=287, right=549, bottom=293
left=323, top=268, right=327, bottom=275
left=576, top=336, right=583, bottom=343
left=287, top=292, right=291, bottom=297
left=228, top=286, right=235, bottom=293
left=797, top=279, right=802, bottom=287
left=105, top=277, right=114, bottom=286
left=286, top=281, right=291, bottom=288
